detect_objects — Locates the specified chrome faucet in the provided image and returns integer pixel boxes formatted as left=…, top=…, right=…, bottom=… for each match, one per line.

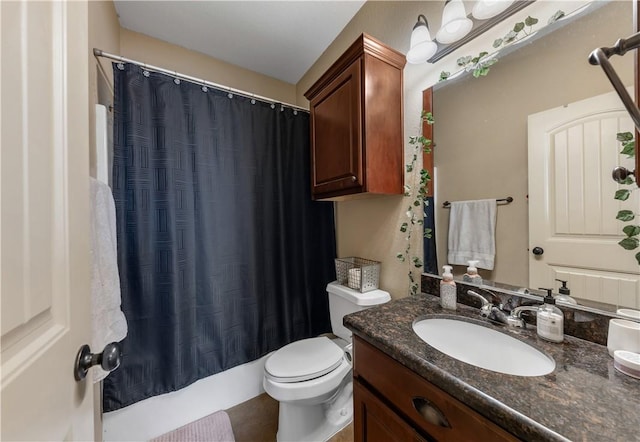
left=466, top=289, right=510, bottom=325
left=507, top=305, right=540, bottom=328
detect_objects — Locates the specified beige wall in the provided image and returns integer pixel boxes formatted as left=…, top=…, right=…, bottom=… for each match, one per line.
left=433, top=1, right=633, bottom=287
left=120, top=29, right=297, bottom=105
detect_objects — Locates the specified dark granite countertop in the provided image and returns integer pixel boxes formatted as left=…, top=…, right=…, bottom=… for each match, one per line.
left=344, top=293, right=640, bottom=442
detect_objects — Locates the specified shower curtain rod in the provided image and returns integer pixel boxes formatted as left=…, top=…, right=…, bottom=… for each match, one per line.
left=93, top=48, right=310, bottom=113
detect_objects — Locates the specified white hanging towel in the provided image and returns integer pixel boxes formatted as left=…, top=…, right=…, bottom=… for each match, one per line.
left=90, top=177, right=128, bottom=383
left=447, top=199, right=497, bottom=270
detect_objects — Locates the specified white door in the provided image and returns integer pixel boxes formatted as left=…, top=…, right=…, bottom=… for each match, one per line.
left=1, top=1, right=94, bottom=440
left=528, top=90, right=640, bottom=308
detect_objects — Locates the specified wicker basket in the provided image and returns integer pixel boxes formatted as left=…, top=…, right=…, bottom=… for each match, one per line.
left=335, top=257, right=380, bottom=292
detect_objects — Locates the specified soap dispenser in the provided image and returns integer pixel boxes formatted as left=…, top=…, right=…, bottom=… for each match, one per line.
left=463, top=260, right=483, bottom=285
left=440, top=265, right=457, bottom=310
left=537, top=288, right=564, bottom=343
left=554, top=279, right=577, bottom=305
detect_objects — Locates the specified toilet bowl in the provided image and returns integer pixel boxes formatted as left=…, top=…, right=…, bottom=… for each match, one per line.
left=263, top=282, right=390, bottom=442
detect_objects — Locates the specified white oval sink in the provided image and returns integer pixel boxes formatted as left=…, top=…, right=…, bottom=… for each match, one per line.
left=413, top=317, right=555, bottom=377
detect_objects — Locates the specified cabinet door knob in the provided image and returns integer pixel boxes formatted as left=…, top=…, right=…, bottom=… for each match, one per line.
left=412, top=397, right=451, bottom=428
left=532, top=247, right=544, bottom=256
left=74, top=342, right=122, bottom=381
left=351, top=175, right=357, bottom=182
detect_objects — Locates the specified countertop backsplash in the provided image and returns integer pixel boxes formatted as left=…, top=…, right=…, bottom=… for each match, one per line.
left=422, top=274, right=615, bottom=345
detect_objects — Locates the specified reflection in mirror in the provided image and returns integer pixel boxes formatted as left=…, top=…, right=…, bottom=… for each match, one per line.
left=427, top=1, right=638, bottom=313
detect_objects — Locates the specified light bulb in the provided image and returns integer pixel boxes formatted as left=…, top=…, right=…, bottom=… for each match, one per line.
left=406, top=15, right=438, bottom=64
left=472, top=0, right=515, bottom=20
left=436, top=0, right=473, bottom=45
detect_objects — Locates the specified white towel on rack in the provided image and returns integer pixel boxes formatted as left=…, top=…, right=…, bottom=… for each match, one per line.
left=90, top=177, right=127, bottom=383
left=447, top=199, right=497, bottom=270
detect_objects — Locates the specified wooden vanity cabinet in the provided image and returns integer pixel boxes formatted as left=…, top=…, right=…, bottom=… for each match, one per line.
left=353, top=380, right=427, bottom=442
left=304, top=34, right=405, bottom=200
left=352, top=336, right=519, bottom=442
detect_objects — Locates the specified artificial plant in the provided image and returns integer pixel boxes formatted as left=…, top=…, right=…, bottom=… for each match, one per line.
left=440, top=13, right=553, bottom=81
left=614, top=131, right=640, bottom=265
left=397, top=110, right=434, bottom=295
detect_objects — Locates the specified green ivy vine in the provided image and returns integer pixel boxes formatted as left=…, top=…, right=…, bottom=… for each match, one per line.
left=492, top=15, right=539, bottom=49
left=438, top=11, right=571, bottom=81
left=614, top=131, right=640, bottom=265
left=397, top=110, right=434, bottom=295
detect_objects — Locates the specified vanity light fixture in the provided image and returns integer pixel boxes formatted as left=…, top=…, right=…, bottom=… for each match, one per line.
left=436, top=0, right=473, bottom=45
left=406, top=15, right=438, bottom=64
left=405, top=0, right=534, bottom=65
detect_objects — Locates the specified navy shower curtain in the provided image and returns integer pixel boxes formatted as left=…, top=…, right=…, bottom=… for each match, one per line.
left=103, top=63, right=336, bottom=411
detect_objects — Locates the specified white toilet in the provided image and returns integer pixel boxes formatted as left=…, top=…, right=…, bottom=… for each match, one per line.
left=263, top=281, right=390, bottom=442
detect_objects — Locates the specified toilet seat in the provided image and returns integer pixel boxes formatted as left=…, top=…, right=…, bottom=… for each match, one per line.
left=265, top=337, right=344, bottom=383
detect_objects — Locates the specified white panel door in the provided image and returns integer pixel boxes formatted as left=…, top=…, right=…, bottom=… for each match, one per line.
left=1, top=1, right=94, bottom=440
left=528, top=90, right=640, bottom=309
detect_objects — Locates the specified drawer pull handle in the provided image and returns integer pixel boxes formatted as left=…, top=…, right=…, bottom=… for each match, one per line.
left=412, top=397, right=451, bottom=429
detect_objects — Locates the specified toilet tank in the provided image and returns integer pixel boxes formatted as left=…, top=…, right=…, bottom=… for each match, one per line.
left=326, top=281, right=391, bottom=341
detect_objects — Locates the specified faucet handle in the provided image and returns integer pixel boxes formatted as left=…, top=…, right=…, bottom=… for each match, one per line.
left=480, top=305, right=493, bottom=318
left=467, top=290, right=489, bottom=306
left=467, top=290, right=493, bottom=318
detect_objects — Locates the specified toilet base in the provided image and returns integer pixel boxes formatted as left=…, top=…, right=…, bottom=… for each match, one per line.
left=276, top=380, right=353, bottom=442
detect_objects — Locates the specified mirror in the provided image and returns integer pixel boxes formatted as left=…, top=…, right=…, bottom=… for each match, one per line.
left=426, top=1, right=638, bottom=313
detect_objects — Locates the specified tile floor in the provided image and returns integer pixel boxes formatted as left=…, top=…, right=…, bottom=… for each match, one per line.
left=226, top=393, right=353, bottom=442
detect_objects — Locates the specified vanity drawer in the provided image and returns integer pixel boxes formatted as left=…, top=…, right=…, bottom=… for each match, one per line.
left=354, top=380, right=427, bottom=442
left=353, top=336, right=519, bottom=442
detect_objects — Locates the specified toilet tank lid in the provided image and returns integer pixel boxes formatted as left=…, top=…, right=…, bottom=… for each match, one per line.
left=326, top=281, right=391, bottom=306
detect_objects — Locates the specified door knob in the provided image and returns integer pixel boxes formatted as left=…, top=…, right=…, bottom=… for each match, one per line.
left=74, top=342, right=122, bottom=381
left=611, top=166, right=635, bottom=184
left=532, top=247, right=544, bottom=256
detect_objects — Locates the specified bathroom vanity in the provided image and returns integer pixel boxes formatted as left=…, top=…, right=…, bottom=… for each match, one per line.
left=353, top=336, right=517, bottom=441
left=345, top=294, right=640, bottom=441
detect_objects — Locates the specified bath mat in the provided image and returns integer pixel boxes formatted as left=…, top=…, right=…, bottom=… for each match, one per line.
left=151, top=410, right=235, bottom=442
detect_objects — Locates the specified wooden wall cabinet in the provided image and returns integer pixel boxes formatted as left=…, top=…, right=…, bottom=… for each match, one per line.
left=304, top=34, right=406, bottom=200
left=352, top=336, right=519, bottom=442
